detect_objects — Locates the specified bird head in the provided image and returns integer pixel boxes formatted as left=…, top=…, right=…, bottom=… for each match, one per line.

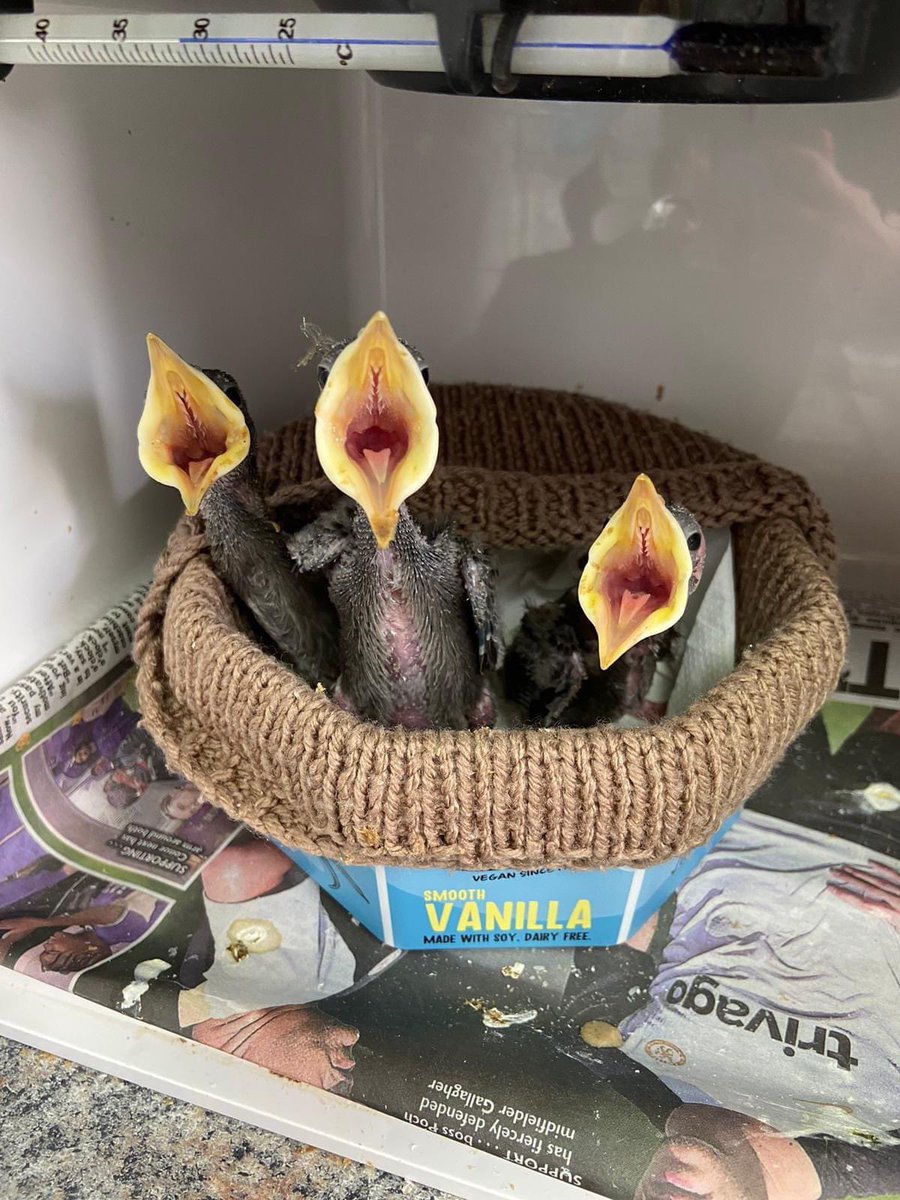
left=138, top=334, right=251, bottom=516
left=669, top=503, right=707, bottom=592
left=314, top=311, right=438, bottom=549
left=578, top=474, right=705, bottom=670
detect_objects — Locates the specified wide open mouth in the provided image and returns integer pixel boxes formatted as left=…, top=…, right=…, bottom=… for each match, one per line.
left=165, top=372, right=228, bottom=482
left=138, top=335, right=249, bottom=515
left=578, top=473, right=693, bottom=670
left=344, top=374, right=411, bottom=497
left=315, top=311, right=438, bottom=548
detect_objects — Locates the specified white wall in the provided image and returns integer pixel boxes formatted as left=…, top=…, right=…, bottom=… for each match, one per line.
left=2, top=64, right=899, bottom=686
left=0, top=65, right=347, bottom=685
left=342, top=80, right=900, bottom=599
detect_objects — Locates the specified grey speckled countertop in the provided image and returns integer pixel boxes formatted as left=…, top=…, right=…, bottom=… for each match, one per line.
left=0, top=1037, right=457, bottom=1200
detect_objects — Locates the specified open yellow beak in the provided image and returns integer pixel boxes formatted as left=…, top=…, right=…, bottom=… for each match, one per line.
left=314, top=311, right=438, bottom=549
left=138, top=334, right=250, bottom=516
left=578, top=473, right=693, bottom=670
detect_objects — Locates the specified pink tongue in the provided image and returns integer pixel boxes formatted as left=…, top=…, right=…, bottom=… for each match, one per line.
left=363, top=446, right=392, bottom=484
left=619, top=590, right=653, bottom=626
left=187, top=458, right=213, bottom=484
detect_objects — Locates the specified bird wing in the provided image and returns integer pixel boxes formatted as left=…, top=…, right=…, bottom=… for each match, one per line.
left=241, top=544, right=339, bottom=685
left=287, top=500, right=355, bottom=574
left=458, top=538, right=505, bottom=673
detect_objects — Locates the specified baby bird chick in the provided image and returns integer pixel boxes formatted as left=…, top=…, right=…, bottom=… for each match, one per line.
left=138, top=335, right=339, bottom=685
left=288, top=312, right=501, bottom=730
left=505, top=474, right=705, bottom=727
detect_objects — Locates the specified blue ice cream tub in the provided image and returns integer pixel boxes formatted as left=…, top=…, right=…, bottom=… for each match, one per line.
left=279, top=815, right=736, bottom=950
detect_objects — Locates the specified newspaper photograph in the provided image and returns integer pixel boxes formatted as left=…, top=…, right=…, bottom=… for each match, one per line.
left=1, top=620, right=899, bottom=1199
left=6, top=668, right=237, bottom=896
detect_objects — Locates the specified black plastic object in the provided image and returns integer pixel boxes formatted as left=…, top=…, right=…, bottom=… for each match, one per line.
left=315, top=0, right=900, bottom=103
left=428, top=0, right=495, bottom=95
left=1, top=0, right=32, bottom=83
left=669, top=21, right=830, bottom=78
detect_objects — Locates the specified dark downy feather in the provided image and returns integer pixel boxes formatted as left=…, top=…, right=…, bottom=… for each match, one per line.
left=196, top=369, right=340, bottom=686
left=504, top=591, right=620, bottom=728
left=288, top=502, right=501, bottom=730
left=505, top=590, right=681, bottom=729
left=505, top=503, right=705, bottom=729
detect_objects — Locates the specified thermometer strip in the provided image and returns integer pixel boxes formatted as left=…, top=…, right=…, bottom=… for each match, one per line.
left=0, top=12, right=682, bottom=76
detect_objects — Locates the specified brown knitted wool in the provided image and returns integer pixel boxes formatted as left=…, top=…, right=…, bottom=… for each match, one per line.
left=134, top=385, right=847, bottom=870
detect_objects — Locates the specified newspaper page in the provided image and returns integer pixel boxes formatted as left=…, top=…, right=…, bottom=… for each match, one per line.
left=1, top=609, right=899, bottom=1200
left=0, top=587, right=147, bottom=756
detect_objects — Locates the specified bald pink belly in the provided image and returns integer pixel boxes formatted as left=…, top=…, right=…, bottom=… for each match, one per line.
left=382, top=586, right=429, bottom=728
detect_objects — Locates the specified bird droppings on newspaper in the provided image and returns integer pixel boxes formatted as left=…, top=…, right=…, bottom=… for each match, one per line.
left=121, top=959, right=171, bottom=1010
left=465, top=997, right=538, bottom=1029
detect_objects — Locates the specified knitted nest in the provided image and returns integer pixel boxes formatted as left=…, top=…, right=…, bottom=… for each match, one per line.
left=134, top=385, right=847, bottom=870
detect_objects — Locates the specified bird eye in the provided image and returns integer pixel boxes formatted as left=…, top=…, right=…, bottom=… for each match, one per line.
left=317, top=364, right=330, bottom=390
left=687, top=531, right=702, bottom=552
